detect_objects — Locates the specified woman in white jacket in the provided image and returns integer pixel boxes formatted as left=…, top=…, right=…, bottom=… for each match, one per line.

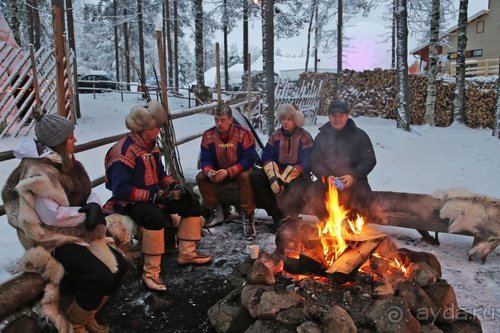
left=2, top=113, right=126, bottom=333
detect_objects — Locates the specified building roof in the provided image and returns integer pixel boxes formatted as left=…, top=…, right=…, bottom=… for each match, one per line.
left=410, top=9, right=489, bottom=55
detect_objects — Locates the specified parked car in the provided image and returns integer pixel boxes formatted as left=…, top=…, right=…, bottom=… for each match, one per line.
left=77, top=73, right=119, bottom=93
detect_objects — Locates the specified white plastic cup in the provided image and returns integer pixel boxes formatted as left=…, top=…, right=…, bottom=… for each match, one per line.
left=247, top=245, right=259, bottom=259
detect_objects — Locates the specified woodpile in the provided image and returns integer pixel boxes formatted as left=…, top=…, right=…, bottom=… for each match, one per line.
left=299, top=70, right=497, bottom=128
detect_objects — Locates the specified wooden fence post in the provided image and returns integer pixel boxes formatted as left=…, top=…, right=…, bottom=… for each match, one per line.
left=51, top=0, right=66, bottom=117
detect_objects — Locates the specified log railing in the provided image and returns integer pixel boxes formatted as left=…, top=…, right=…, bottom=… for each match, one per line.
left=449, top=58, right=499, bottom=77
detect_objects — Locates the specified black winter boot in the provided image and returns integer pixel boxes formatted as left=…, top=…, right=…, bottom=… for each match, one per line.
left=243, top=213, right=256, bottom=240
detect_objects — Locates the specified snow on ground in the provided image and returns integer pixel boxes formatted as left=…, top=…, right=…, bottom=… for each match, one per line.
left=0, top=92, right=498, bottom=331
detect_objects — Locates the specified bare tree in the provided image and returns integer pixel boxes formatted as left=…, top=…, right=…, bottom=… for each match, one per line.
left=194, top=0, right=205, bottom=86
left=391, top=0, right=396, bottom=68
left=452, top=0, right=468, bottom=124
left=243, top=0, right=249, bottom=72
left=337, top=0, right=343, bottom=73
left=396, top=0, right=410, bottom=131
left=123, top=7, right=131, bottom=90
left=26, top=0, right=41, bottom=49
left=165, top=0, right=174, bottom=87
left=263, top=0, right=275, bottom=135
left=223, top=0, right=229, bottom=90
left=424, top=0, right=440, bottom=125
left=113, top=0, right=119, bottom=82
left=137, top=0, right=145, bottom=82
left=305, top=0, right=317, bottom=71
left=10, top=0, right=21, bottom=45
left=174, top=0, right=179, bottom=90
left=494, top=56, right=500, bottom=139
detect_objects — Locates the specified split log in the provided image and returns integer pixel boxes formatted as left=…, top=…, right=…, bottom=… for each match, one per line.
left=0, top=273, right=44, bottom=320
left=325, top=239, right=384, bottom=283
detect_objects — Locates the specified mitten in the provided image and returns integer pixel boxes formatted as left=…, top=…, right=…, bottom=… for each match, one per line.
left=263, top=162, right=284, bottom=196
left=79, top=202, right=106, bottom=231
left=280, top=165, right=301, bottom=184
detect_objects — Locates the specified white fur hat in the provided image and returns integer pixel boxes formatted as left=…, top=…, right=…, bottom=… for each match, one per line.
left=276, top=103, right=305, bottom=128
left=125, top=101, right=167, bottom=132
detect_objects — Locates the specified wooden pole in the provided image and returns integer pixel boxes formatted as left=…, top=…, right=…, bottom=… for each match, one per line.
left=155, top=30, right=170, bottom=113
left=51, top=0, right=66, bottom=116
left=28, top=45, right=41, bottom=115
left=247, top=53, right=252, bottom=120
left=215, top=42, right=222, bottom=103
left=63, top=35, right=76, bottom=124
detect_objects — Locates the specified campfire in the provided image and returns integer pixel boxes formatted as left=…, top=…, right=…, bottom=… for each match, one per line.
left=208, top=180, right=483, bottom=332
left=281, top=181, right=409, bottom=285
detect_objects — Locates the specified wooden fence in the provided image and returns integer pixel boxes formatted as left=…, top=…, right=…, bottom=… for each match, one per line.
left=449, top=58, right=499, bottom=77
left=274, top=78, right=323, bottom=126
left=0, top=41, right=77, bottom=139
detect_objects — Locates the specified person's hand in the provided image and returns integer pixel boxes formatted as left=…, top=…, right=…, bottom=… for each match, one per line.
left=78, top=202, right=106, bottom=231
left=339, top=175, right=355, bottom=189
left=207, top=169, right=217, bottom=181
left=213, top=169, right=229, bottom=183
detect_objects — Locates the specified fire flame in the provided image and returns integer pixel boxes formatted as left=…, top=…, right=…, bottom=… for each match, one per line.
left=319, top=179, right=365, bottom=266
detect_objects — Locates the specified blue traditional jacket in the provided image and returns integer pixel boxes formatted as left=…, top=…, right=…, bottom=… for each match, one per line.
left=200, top=124, right=256, bottom=178
left=261, top=127, right=314, bottom=173
left=103, top=132, right=177, bottom=213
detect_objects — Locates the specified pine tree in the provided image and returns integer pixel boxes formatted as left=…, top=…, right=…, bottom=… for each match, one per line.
left=194, top=0, right=204, bottom=86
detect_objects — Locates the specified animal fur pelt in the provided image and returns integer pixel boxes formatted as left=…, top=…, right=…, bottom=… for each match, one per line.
left=17, top=246, right=73, bottom=333
left=434, top=188, right=500, bottom=263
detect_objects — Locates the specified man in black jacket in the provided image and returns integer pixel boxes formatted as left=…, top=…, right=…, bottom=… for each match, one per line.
left=307, top=101, right=376, bottom=220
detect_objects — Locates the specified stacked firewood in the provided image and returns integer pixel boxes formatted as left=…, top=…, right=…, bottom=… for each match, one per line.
left=299, top=70, right=497, bottom=128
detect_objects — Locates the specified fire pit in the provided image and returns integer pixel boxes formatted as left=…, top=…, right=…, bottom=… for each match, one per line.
left=208, top=183, right=483, bottom=332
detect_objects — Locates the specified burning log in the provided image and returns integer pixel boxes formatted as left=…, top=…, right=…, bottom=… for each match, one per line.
left=325, top=239, right=384, bottom=284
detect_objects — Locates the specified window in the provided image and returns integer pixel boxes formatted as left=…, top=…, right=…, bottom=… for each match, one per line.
left=448, top=52, right=457, bottom=60
left=476, top=21, right=485, bottom=33
left=471, top=49, right=483, bottom=58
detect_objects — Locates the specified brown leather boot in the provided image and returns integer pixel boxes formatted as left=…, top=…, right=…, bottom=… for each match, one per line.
left=141, top=229, right=166, bottom=291
left=177, top=216, right=212, bottom=265
left=67, top=301, right=109, bottom=333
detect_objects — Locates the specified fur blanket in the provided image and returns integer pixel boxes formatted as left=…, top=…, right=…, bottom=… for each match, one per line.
left=1, top=159, right=136, bottom=331
left=434, top=188, right=500, bottom=263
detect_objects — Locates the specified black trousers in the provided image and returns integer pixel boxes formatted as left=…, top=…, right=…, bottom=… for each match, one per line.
left=54, top=244, right=127, bottom=311
left=124, top=193, right=203, bottom=230
left=251, top=168, right=312, bottom=223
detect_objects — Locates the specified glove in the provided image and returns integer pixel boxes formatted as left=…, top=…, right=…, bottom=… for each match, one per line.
left=152, top=190, right=169, bottom=205
left=79, top=202, right=106, bottom=231
left=280, top=165, right=301, bottom=184
left=263, top=162, right=284, bottom=196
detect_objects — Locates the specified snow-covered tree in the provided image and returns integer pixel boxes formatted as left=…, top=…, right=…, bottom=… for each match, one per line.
left=194, top=0, right=204, bottom=86
left=396, top=0, right=410, bottom=131
left=452, top=0, right=468, bottom=124
left=424, top=0, right=440, bottom=126
left=494, top=67, right=500, bottom=139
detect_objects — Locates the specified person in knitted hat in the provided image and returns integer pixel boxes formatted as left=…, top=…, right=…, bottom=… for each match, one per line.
left=104, top=101, right=212, bottom=292
left=306, top=100, right=377, bottom=221
left=250, top=103, right=313, bottom=249
left=2, top=113, right=127, bottom=332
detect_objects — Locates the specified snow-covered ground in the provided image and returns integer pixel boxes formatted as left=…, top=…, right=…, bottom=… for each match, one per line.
left=0, top=92, right=498, bottom=332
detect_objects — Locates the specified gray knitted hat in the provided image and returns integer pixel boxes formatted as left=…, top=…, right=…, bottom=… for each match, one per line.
left=125, top=101, right=167, bottom=132
left=276, top=103, right=305, bottom=128
left=35, top=114, right=75, bottom=148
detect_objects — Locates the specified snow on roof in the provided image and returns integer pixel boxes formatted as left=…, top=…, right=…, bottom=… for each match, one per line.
left=410, top=9, right=489, bottom=54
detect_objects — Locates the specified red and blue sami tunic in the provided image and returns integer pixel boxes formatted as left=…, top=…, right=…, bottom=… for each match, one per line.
left=103, top=133, right=177, bottom=212
left=200, top=124, right=256, bottom=179
left=262, top=127, right=314, bottom=173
